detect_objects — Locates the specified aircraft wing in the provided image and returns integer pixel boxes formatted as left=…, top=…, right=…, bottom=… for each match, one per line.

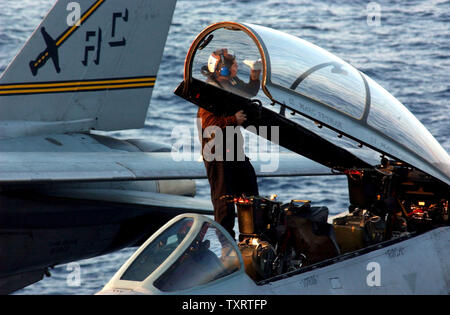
left=41, top=188, right=215, bottom=215
left=0, top=152, right=336, bottom=184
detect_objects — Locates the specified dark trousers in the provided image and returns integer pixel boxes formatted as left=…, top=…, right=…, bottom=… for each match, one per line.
left=204, top=158, right=259, bottom=240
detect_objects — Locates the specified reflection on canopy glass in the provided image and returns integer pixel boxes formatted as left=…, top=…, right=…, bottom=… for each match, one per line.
left=192, top=28, right=263, bottom=99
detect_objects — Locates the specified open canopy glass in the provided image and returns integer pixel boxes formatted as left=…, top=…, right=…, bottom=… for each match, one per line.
left=185, top=22, right=449, bottom=186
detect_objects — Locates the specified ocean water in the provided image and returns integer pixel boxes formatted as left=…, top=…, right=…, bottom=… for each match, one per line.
left=0, top=0, right=448, bottom=294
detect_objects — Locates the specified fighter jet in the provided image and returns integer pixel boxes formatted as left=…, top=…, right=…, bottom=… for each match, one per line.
left=0, top=2, right=329, bottom=294
left=98, top=22, right=449, bottom=295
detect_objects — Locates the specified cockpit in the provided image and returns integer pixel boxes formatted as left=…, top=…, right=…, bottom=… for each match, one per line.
left=102, top=214, right=246, bottom=294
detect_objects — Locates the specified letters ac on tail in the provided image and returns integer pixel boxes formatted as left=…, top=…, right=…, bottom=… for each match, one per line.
left=0, top=0, right=177, bottom=134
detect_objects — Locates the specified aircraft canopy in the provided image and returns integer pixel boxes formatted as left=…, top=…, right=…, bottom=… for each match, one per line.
left=102, top=214, right=245, bottom=294
left=183, top=22, right=449, bottom=185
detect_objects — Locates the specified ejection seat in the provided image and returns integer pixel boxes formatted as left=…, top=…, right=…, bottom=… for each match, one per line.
left=284, top=202, right=341, bottom=264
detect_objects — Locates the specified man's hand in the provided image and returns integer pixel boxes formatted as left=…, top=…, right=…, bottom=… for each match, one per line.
left=243, top=59, right=262, bottom=71
left=244, top=58, right=262, bottom=81
left=244, top=59, right=262, bottom=81
left=235, top=110, right=247, bottom=125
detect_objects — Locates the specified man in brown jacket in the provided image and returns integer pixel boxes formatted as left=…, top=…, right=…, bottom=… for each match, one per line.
left=198, top=48, right=262, bottom=240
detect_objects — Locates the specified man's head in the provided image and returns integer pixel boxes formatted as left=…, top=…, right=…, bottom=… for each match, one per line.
left=208, top=48, right=238, bottom=78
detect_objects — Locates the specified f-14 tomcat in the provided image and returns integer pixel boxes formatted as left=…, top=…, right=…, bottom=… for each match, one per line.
left=98, top=22, right=450, bottom=295
left=0, top=1, right=326, bottom=294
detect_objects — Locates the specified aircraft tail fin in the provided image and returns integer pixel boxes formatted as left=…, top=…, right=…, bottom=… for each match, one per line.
left=0, top=0, right=177, bottom=137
